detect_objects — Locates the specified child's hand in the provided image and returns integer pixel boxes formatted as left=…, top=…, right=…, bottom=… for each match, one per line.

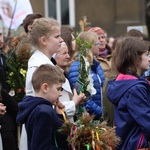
left=54, top=106, right=67, bottom=121
left=54, top=105, right=62, bottom=114
left=72, top=89, right=86, bottom=105
left=0, top=103, right=6, bottom=116
left=56, top=100, right=65, bottom=109
left=54, top=100, right=65, bottom=114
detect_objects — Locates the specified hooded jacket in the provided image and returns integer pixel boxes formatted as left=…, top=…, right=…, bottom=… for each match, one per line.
left=16, top=96, right=70, bottom=150
left=107, top=73, right=150, bottom=150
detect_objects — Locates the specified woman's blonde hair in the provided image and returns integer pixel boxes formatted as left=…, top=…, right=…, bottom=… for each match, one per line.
left=72, top=31, right=98, bottom=64
left=29, top=17, right=60, bottom=48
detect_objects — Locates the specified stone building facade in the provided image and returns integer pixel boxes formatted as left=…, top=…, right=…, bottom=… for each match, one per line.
left=28, top=0, right=147, bottom=37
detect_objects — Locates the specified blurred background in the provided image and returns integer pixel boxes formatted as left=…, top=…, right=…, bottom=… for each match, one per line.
left=0, top=0, right=150, bottom=39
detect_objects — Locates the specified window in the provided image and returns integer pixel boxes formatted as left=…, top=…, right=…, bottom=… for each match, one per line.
left=44, top=0, right=75, bottom=27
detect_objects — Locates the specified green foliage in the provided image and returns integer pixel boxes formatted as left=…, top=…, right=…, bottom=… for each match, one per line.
left=76, top=38, right=93, bottom=97
left=6, top=51, right=27, bottom=102
left=5, top=35, right=32, bottom=102
left=76, top=38, right=92, bottom=56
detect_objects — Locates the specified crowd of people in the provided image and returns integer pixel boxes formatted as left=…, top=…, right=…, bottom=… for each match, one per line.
left=0, top=13, right=150, bottom=150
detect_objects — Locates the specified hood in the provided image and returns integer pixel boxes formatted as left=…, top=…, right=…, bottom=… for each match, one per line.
left=107, top=73, right=148, bottom=104
left=16, top=96, right=51, bottom=124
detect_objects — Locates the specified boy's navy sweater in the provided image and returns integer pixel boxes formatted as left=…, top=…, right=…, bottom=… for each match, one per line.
left=16, top=96, right=70, bottom=150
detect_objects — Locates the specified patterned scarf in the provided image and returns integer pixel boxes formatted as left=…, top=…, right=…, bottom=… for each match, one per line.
left=98, top=49, right=108, bottom=58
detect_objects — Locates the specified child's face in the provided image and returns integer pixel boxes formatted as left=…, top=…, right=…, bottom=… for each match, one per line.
left=138, top=51, right=150, bottom=74
left=46, top=83, right=63, bottom=105
left=45, top=26, right=63, bottom=56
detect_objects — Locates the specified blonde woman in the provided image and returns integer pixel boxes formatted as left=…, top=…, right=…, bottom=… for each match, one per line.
left=68, top=31, right=105, bottom=120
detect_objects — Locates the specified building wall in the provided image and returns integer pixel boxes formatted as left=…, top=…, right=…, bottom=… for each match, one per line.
left=30, top=0, right=146, bottom=37
left=30, top=0, right=44, bottom=16
left=75, top=0, right=146, bottom=37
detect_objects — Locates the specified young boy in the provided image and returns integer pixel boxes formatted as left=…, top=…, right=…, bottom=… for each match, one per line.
left=16, top=64, right=70, bottom=150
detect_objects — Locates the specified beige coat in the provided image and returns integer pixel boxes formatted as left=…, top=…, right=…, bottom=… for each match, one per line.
left=97, top=54, right=115, bottom=127
left=96, top=54, right=112, bottom=78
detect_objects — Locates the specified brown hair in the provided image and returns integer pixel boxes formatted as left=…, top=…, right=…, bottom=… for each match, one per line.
left=29, top=17, right=60, bottom=48
left=32, top=64, right=65, bottom=92
left=23, top=13, right=43, bottom=33
left=61, top=25, right=74, bottom=58
left=112, top=36, right=149, bottom=74
left=125, top=29, right=144, bottom=40
left=72, top=31, right=97, bottom=64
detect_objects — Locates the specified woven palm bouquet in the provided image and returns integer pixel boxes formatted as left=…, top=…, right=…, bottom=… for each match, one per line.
left=6, top=36, right=33, bottom=102
left=59, top=112, right=120, bottom=150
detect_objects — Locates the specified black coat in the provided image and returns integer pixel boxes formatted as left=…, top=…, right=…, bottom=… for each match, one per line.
left=0, top=53, right=9, bottom=92
left=0, top=52, right=18, bottom=150
left=0, top=89, right=18, bottom=132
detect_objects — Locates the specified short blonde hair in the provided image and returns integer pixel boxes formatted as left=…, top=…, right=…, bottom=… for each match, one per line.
left=29, top=17, right=60, bottom=48
left=32, top=64, right=65, bottom=92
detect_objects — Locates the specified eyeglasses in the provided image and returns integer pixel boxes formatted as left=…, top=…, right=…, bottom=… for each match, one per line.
left=94, top=42, right=101, bottom=46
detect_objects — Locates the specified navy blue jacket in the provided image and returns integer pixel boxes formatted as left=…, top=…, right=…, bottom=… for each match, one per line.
left=16, top=96, right=70, bottom=150
left=68, top=59, right=105, bottom=118
left=107, top=74, right=150, bottom=150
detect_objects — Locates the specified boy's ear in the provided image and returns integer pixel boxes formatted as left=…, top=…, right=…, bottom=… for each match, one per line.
left=27, top=25, right=32, bottom=32
left=41, top=83, right=48, bottom=93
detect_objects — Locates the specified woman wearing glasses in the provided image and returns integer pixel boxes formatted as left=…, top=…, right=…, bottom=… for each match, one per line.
left=89, top=27, right=112, bottom=78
